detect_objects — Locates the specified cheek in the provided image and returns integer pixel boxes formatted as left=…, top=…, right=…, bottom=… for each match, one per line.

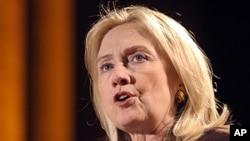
left=98, top=80, right=108, bottom=101
left=138, top=68, right=168, bottom=92
left=97, top=79, right=113, bottom=107
left=136, top=66, right=174, bottom=103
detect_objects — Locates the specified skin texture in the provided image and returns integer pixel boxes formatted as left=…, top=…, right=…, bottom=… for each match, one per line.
left=97, top=22, right=181, bottom=140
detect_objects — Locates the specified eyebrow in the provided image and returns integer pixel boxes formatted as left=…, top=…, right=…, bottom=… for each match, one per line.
left=97, top=54, right=113, bottom=65
left=97, top=45, right=151, bottom=64
left=124, top=46, right=150, bottom=56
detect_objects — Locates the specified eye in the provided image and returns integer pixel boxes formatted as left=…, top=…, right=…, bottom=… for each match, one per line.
left=132, top=54, right=147, bottom=62
left=100, top=63, right=113, bottom=72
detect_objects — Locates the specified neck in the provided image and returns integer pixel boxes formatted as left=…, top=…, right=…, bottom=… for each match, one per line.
left=130, top=134, right=166, bottom=141
left=128, top=123, right=173, bottom=141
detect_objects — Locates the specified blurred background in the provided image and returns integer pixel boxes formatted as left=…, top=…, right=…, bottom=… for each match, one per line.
left=0, top=0, right=249, bottom=141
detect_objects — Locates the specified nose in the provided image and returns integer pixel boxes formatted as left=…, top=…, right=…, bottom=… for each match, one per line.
left=112, top=65, right=133, bottom=87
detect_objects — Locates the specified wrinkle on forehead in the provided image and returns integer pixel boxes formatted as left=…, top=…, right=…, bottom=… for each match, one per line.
left=98, top=22, right=154, bottom=57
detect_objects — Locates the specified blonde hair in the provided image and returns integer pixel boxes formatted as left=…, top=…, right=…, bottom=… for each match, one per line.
left=85, top=5, right=231, bottom=141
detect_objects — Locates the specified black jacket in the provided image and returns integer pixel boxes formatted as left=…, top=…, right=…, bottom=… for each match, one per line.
left=198, top=128, right=229, bottom=141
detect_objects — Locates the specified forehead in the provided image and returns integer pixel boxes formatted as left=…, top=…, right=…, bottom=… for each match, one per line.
left=98, top=22, right=154, bottom=55
left=104, top=22, right=147, bottom=38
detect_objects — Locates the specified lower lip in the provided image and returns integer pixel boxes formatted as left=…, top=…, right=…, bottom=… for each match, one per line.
left=114, top=97, right=135, bottom=108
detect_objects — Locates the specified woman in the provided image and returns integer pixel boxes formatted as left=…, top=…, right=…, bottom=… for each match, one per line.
left=84, top=5, right=231, bottom=141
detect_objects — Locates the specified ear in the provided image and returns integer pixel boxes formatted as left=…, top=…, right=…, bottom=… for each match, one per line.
left=177, top=83, right=186, bottom=92
left=175, top=83, right=188, bottom=103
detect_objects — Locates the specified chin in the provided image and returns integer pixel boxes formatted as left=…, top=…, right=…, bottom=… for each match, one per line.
left=115, top=115, right=150, bottom=133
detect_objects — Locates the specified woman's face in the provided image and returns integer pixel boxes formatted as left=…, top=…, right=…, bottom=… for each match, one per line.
left=97, top=22, right=179, bottom=133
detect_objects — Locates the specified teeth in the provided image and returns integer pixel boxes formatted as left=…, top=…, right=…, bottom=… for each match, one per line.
left=118, top=95, right=129, bottom=101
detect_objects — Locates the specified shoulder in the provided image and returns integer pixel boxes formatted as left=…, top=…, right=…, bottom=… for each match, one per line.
left=198, top=127, right=230, bottom=141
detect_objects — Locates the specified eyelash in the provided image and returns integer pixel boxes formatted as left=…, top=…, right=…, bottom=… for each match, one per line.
left=99, top=53, right=148, bottom=72
left=131, top=53, right=148, bottom=62
left=100, top=63, right=113, bottom=72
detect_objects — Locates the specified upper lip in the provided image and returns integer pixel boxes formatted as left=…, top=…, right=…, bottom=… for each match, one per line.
left=113, top=91, right=135, bottom=102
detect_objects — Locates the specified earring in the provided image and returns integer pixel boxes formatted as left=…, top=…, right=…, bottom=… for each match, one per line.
left=175, top=90, right=186, bottom=104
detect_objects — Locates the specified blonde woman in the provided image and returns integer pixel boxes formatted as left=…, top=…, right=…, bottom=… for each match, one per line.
left=84, top=5, right=231, bottom=141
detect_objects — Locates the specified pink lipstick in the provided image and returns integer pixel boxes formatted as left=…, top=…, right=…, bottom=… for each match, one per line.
left=114, top=91, right=135, bottom=107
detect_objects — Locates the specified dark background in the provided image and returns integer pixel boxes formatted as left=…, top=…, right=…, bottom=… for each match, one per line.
left=75, top=0, right=250, bottom=140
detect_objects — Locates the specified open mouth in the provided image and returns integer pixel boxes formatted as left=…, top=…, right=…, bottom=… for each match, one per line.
left=114, top=92, right=132, bottom=102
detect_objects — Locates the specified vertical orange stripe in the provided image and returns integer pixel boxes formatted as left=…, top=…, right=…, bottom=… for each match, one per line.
left=30, top=0, right=75, bottom=141
left=0, top=0, right=27, bottom=141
